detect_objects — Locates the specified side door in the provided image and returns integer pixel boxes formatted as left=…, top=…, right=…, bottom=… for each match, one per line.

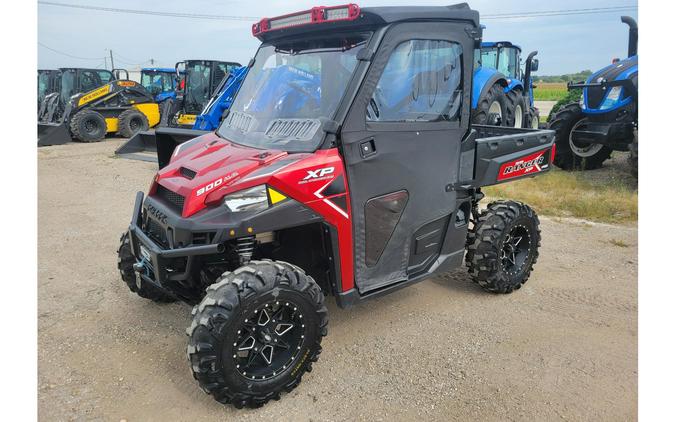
left=340, top=22, right=474, bottom=293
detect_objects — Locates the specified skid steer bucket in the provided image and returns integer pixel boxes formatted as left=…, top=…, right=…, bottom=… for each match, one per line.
left=115, top=127, right=209, bottom=168
left=38, top=122, right=72, bottom=146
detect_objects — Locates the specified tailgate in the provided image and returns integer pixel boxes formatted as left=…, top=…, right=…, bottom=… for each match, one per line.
left=472, top=125, right=555, bottom=187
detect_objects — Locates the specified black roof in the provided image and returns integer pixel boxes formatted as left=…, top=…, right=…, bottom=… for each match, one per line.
left=256, top=3, right=479, bottom=42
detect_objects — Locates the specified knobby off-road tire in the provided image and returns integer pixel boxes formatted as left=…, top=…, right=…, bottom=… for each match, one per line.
left=187, top=260, right=328, bottom=409
left=629, top=129, right=638, bottom=178
left=70, top=109, right=107, bottom=142
left=117, top=232, right=176, bottom=303
left=466, top=201, right=541, bottom=293
left=505, top=89, right=527, bottom=128
left=472, top=83, right=507, bottom=126
left=548, top=103, right=612, bottom=170
left=117, top=109, right=149, bottom=138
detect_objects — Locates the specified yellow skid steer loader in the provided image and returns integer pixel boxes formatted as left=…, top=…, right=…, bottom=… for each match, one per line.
left=38, top=69, right=160, bottom=146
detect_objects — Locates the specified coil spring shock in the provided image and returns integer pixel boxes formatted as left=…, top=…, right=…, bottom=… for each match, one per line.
left=236, top=236, right=255, bottom=265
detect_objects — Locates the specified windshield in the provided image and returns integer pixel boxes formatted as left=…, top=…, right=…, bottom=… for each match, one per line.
left=478, top=46, right=520, bottom=79
left=141, top=71, right=174, bottom=96
left=185, top=62, right=212, bottom=113
left=60, top=71, right=75, bottom=103
left=38, top=72, right=50, bottom=100
left=217, top=33, right=369, bottom=152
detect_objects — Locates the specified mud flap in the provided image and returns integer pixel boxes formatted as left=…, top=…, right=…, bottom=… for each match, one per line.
left=115, top=127, right=209, bottom=169
left=38, top=122, right=72, bottom=146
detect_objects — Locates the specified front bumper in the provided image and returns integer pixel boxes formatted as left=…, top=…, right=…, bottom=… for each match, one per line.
left=570, top=120, right=634, bottom=149
left=127, top=192, right=224, bottom=291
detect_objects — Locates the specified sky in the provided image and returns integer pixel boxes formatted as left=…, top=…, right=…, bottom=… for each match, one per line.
left=37, top=0, right=638, bottom=75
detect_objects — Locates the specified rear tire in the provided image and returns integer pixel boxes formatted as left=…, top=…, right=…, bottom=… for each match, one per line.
left=117, top=109, right=149, bottom=138
left=505, top=89, right=527, bottom=128
left=629, top=129, right=638, bottom=178
left=548, top=103, right=612, bottom=170
left=70, top=109, right=107, bottom=142
left=472, top=83, right=507, bottom=126
left=187, top=260, right=327, bottom=408
left=466, top=201, right=541, bottom=293
left=117, top=232, right=176, bottom=303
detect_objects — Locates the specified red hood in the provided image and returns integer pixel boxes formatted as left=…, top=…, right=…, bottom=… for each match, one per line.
left=152, top=133, right=299, bottom=217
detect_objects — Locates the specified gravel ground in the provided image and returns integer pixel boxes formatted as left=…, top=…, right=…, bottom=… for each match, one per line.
left=38, top=139, right=637, bottom=421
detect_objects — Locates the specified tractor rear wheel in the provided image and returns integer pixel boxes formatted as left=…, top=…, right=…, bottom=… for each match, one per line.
left=472, top=84, right=507, bottom=126
left=187, top=260, right=327, bottom=408
left=548, top=103, right=612, bottom=170
left=629, top=129, right=638, bottom=178
left=117, top=109, right=149, bottom=138
left=466, top=201, right=541, bottom=293
left=505, top=89, right=527, bottom=128
left=70, top=109, right=107, bottom=142
left=117, top=232, right=176, bottom=303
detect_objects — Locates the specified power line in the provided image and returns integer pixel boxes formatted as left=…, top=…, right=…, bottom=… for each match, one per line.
left=38, top=41, right=105, bottom=60
left=38, top=1, right=258, bottom=21
left=38, top=2, right=637, bottom=23
left=483, top=6, right=637, bottom=20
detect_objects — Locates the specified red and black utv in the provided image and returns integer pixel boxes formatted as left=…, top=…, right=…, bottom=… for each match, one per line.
left=117, top=3, right=555, bottom=408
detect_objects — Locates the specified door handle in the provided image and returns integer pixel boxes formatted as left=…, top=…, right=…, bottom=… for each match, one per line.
left=359, top=139, right=376, bottom=158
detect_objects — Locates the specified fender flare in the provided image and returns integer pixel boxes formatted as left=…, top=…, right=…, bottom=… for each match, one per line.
left=472, top=68, right=509, bottom=109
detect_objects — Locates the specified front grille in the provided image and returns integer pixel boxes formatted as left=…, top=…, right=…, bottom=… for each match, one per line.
left=156, top=184, right=185, bottom=213
left=180, top=167, right=197, bottom=180
left=145, top=218, right=169, bottom=248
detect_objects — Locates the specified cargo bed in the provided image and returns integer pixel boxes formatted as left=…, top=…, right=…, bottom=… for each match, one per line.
left=458, top=125, right=556, bottom=189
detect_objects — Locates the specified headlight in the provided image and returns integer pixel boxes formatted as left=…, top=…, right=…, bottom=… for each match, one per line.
left=223, top=185, right=269, bottom=212
left=599, top=86, right=623, bottom=110
left=579, top=93, right=585, bottom=108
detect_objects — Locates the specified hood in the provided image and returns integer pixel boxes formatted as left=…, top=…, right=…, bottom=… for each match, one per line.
left=584, top=56, right=638, bottom=110
left=152, top=132, right=303, bottom=217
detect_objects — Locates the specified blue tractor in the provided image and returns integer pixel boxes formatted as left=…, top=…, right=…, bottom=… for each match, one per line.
left=140, top=67, right=181, bottom=103
left=472, top=41, right=540, bottom=128
left=548, top=16, right=638, bottom=174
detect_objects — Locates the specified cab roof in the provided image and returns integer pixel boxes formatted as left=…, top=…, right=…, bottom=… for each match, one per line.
left=481, top=41, right=522, bottom=51
left=254, top=3, right=479, bottom=42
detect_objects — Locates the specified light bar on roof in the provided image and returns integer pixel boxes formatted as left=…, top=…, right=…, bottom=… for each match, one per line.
left=252, top=4, right=361, bottom=37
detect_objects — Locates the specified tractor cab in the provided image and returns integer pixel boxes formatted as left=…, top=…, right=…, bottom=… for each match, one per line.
left=172, top=60, right=241, bottom=126
left=477, top=41, right=523, bottom=80
left=140, top=68, right=181, bottom=103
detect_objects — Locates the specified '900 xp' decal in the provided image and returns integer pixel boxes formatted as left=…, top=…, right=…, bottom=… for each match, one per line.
left=497, top=149, right=551, bottom=181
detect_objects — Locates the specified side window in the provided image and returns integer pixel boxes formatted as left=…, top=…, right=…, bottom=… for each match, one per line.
left=97, top=71, right=113, bottom=84
left=367, top=39, right=463, bottom=122
left=79, top=71, right=100, bottom=92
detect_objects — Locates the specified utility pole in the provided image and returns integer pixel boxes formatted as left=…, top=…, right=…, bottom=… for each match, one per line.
left=109, top=49, right=115, bottom=69
left=150, top=58, right=154, bottom=66
left=104, top=56, right=108, bottom=70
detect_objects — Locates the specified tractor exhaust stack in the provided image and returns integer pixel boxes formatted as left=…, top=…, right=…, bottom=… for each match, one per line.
left=621, top=16, right=638, bottom=58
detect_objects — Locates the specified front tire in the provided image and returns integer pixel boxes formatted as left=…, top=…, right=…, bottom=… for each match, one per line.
left=70, top=109, right=107, bottom=142
left=187, top=260, right=327, bottom=408
left=505, top=89, right=527, bottom=128
left=466, top=201, right=541, bottom=293
left=548, top=103, right=612, bottom=170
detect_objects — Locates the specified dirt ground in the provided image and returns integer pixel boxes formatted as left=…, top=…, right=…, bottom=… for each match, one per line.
left=38, top=139, right=637, bottom=421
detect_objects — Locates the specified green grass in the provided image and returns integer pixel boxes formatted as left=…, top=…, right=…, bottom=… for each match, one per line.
left=534, top=82, right=568, bottom=101
left=484, top=169, right=637, bottom=224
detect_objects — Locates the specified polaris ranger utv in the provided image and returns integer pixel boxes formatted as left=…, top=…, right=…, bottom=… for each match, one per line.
left=117, top=3, right=555, bottom=408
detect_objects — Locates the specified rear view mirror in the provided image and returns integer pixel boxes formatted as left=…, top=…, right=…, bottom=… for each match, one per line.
left=531, top=59, right=539, bottom=72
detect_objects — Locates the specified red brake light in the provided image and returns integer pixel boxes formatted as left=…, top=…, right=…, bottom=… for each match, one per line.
left=252, top=4, right=361, bottom=37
